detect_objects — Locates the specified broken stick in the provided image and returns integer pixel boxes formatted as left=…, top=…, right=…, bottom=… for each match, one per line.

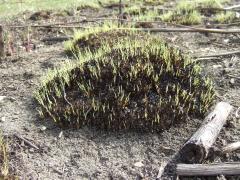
left=222, top=141, right=240, bottom=153
left=198, top=50, right=240, bottom=58
left=180, top=102, right=233, bottom=163
left=14, top=134, right=39, bottom=150
left=177, top=163, right=240, bottom=176
left=120, top=27, right=240, bottom=34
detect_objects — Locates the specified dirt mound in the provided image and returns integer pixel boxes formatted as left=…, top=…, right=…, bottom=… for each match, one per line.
left=35, top=37, right=215, bottom=132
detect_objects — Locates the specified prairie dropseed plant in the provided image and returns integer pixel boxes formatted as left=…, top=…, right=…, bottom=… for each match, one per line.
left=36, top=33, right=215, bottom=132
left=64, top=25, right=148, bottom=57
left=214, top=11, right=237, bottom=23
left=161, top=1, right=202, bottom=25
left=196, top=0, right=230, bottom=8
left=161, top=0, right=231, bottom=25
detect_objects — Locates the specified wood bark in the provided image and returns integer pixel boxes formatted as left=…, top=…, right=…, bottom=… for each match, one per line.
left=180, top=102, right=233, bottom=163
left=0, top=25, right=4, bottom=58
left=177, top=163, right=240, bottom=176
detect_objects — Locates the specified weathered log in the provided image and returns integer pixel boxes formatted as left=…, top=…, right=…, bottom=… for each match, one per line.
left=180, top=102, right=233, bottom=163
left=0, top=25, right=4, bottom=58
left=222, top=141, right=240, bottom=153
left=177, top=163, right=240, bottom=176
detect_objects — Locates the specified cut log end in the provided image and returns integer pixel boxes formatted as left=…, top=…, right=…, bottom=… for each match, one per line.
left=180, top=102, right=233, bottom=163
left=180, top=143, right=206, bottom=163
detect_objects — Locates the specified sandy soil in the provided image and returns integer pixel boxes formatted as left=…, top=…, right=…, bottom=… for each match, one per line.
left=0, top=4, right=240, bottom=180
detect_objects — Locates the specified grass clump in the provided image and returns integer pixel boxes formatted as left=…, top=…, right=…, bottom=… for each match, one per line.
left=64, top=26, right=148, bottom=56
left=161, top=1, right=202, bottom=25
left=125, top=5, right=142, bottom=15
left=35, top=32, right=215, bottom=132
left=196, top=0, right=230, bottom=8
left=214, top=12, right=237, bottom=23
left=161, top=0, right=231, bottom=25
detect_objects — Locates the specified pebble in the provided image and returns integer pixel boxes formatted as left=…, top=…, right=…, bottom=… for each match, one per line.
left=40, top=126, right=47, bottom=131
left=0, top=117, right=6, bottom=122
left=223, top=39, right=229, bottom=44
left=58, top=131, right=63, bottom=138
left=237, top=12, right=240, bottom=18
left=230, top=78, right=235, bottom=85
left=213, top=65, right=222, bottom=69
left=134, top=161, right=144, bottom=168
left=0, top=96, right=6, bottom=102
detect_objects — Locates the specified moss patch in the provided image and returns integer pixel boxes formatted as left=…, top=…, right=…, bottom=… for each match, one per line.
left=36, top=35, right=215, bottom=132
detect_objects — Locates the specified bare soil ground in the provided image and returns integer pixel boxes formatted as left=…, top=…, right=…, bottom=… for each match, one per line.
left=0, top=3, right=240, bottom=180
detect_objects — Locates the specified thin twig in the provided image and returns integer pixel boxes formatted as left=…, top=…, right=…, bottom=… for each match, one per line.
left=128, top=27, right=240, bottom=33
left=195, top=57, right=221, bottom=62
left=8, top=24, right=88, bottom=29
left=213, top=21, right=240, bottom=27
left=14, top=134, right=39, bottom=150
left=198, top=7, right=240, bottom=12
left=227, top=74, right=240, bottom=80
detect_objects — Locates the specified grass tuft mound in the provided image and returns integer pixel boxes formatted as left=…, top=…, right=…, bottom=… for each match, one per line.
left=161, top=0, right=231, bottom=25
left=161, top=1, right=202, bottom=25
left=64, top=27, right=148, bottom=56
left=36, top=35, right=215, bottom=132
left=214, top=12, right=237, bottom=23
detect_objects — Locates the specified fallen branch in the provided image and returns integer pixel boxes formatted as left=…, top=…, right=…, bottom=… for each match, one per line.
left=198, top=50, right=240, bottom=58
left=180, top=102, right=233, bottom=163
left=177, top=163, right=240, bottom=176
left=222, top=142, right=240, bottom=153
left=5, top=22, right=240, bottom=33
left=14, top=134, right=39, bottom=150
left=8, top=24, right=88, bottom=29
left=199, top=7, right=240, bottom=12
left=195, top=57, right=221, bottom=62
left=224, top=4, right=240, bottom=10
left=128, top=27, right=240, bottom=33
